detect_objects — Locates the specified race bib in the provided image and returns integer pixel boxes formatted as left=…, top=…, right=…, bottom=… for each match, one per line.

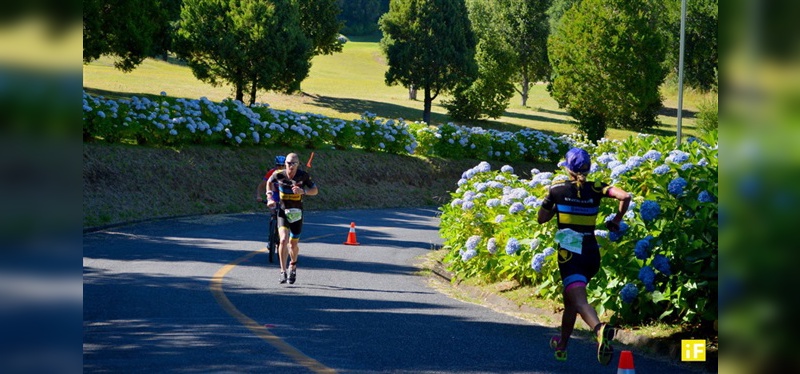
left=285, top=208, right=303, bottom=223
left=555, top=228, right=584, bottom=254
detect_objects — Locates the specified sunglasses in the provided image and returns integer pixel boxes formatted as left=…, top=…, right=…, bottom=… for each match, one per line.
left=285, top=161, right=299, bottom=166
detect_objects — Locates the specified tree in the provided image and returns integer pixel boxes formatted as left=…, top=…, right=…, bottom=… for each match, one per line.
left=83, top=0, right=162, bottom=72
left=337, top=0, right=383, bottom=35
left=444, top=0, right=516, bottom=120
left=379, top=0, right=477, bottom=124
left=297, top=0, right=344, bottom=56
left=174, top=0, right=312, bottom=104
left=664, top=0, right=717, bottom=91
left=546, top=0, right=580, bottom=34
left=150, top=0, right=184, bottom=61
left=495, top=0, right=552, bottom=107
left=548, top=0, right=666, bottom=141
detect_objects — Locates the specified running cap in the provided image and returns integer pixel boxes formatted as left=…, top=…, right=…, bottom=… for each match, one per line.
left=565, top=148, right=591, bottom=173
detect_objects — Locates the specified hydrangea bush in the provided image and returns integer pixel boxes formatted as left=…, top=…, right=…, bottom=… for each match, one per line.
left=439, top=130, right=718, bottom=327
left=83, top=91, right=567, bottom=163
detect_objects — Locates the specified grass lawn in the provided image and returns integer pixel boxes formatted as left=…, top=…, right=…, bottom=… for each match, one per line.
left=83, top=35, right=709, bottom=141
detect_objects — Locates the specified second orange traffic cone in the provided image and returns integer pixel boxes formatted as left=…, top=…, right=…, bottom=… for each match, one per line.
left=617, top=350, right=635, bottom=374
left=343, top=222, right=360, bottom=245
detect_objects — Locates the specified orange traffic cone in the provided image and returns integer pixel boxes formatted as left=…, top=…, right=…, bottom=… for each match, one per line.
left=617, top=350, right=635, bottom=374
left=343, top=222, right=360, bottom=245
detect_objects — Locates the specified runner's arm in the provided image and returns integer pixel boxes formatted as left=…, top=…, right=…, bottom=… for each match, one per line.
left=605, top=186, right=631, bottom=231
left=537, top=194, right=556, bottom=224
left=256, top=180, right=268, bottom=201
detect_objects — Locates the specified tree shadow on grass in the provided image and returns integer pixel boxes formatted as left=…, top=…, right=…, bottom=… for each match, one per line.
left=308, top=94, right=452, bottom=124
left=660, top=106, right=697, bottom=119
left=499, top=110, right=571, bottom=125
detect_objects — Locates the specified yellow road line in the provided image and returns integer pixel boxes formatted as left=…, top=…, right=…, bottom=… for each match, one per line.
left=210, top=247, right=337, bottom=374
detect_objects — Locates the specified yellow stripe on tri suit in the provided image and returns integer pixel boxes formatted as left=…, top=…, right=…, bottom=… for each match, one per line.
left=279, top=192, right=302, bottom=201
left=558, top=212, right=597, bottom=226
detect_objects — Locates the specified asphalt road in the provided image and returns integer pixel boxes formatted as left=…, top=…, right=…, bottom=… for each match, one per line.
left=84, top=207, right=696, bottom=373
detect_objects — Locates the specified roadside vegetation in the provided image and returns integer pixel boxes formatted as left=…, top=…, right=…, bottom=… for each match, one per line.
left=83, top=0, right=717, bottom=367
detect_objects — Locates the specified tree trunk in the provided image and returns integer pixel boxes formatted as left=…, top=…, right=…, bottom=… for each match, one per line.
left=408, top=85, right=417, bottom=100
left=423, top=87, right=432, bottom=124
left=521, top=75, right=529, bottom=107
left=235, top=83, right=244, bottom=103
left=249, top=80, right=257, bottom=106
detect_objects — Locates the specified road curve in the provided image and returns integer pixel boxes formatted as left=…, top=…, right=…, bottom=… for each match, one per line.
left=84, top=207, right=695, bottom=373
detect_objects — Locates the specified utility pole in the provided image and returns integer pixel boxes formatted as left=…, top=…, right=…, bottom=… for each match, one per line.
left=676, top=0, right=687, bottom=147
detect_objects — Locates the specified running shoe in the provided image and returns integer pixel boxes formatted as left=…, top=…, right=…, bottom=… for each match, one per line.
left=550, top=336, right=567, bottom=362
left=596, top=323, right=615, bottom=365
left=279, top=271, right=287, bottom=284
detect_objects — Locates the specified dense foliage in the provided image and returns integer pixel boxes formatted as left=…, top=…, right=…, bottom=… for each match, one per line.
left=83, top=0, right=174, bottom=71
left=548, top=0, right=667, bottom=141
left=82, top=91, right=568, bottom=164
left=174, top=0, right=313, bottom=104
left=439, top=130, right=717, bottom=327
left=379, top=0, right=478, bottom=124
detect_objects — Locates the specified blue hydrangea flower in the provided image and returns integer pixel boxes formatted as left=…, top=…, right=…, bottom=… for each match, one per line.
left=475, top=161, right=491, bottom=173
left=643, top=150, right=662, bottom=161
left=463, top=191, right=476, bottom=201
left=531, top=253, right=545, bottom=272
left=474, top=182, right=488, bottom=192
left=450, top=198, right=464, bottom=208
left=668, top=177, right=688, bottom=196
left=531, top=168, right=540, bottom=175
left=698, top=190, right=714, bottom=203
left=594, top=230, right=609, bottom=238
left=611, top=164, right=632, bottom=179
left=638, top=266, right=656, bottom=292
left=530, top=238, right=540, bottom=250
left=501, top=165, right=514, bottom=173
left=697, top=158, right=709, bottom=167
left=461, top=249, right=477, bottom=262
left=597, top=154, right=616, bottom=165
left=634, top=238, right=652, bottom=260
left=653, top=254, right=671, bottom=276
left=639, top=200, right=661, bottom=221
left=681, top=162, right=694, bottom=170
left=523, top=196, right=538, bottom=207
left=495, top=214, right=505, bottom=223
left=607, top=160, right=624, bottom=170
left=620, top=283, right=639, bottom=304
left=508, top=188, right=528, bottom=200
left=608, top=221, right=629, bottom=242
left=466, top=235, right=481, bottom=251
left=666, top=150, right=690, bottom=164
left=653, top=164, right=670, bottom=175
left=487, top=238, right=497, bottom=254
left=462, top=201, right=475, bottom=210
left=457, top=178, right=468, bottom=186
left=543, top=246, right=556, bottom=257
left=486, top=198, right=501, bottom=208
left=509, top=202, right=524, bottom=214
left=488, top=181, right=504, bottom=189
left=505, top=238, right=520, bottom=255
left=626, top=156, right=645, bottom=168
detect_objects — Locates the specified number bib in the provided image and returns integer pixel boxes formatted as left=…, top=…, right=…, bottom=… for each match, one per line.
left=285, top=208, right=303, bottom=223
